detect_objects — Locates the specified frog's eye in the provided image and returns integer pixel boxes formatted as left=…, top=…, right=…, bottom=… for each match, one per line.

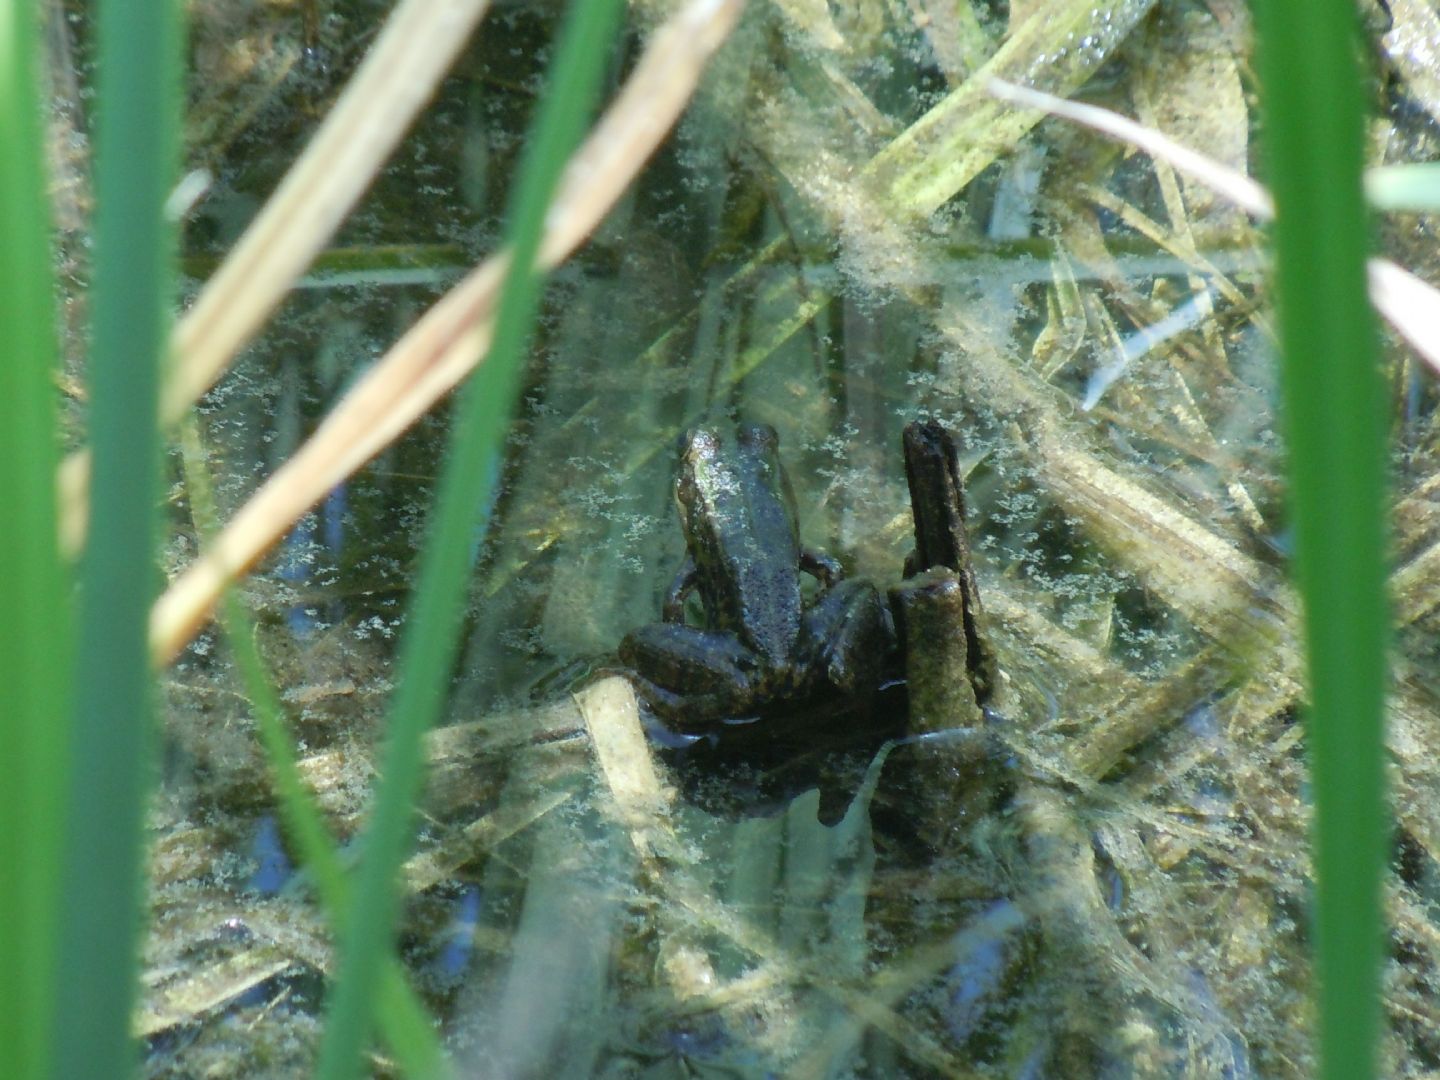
left=674, top=428, right=695, bottom=457
left=739, top=424, right=779, bottom=452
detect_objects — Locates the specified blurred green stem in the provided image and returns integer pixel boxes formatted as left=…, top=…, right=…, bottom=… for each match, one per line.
left=1252, top=3, right=1388, bottom=1078
left=0, top=4, right=70, bottom=1078
left=311, top=1, right=626, bottom=1075
left=53, top=0, right=182, bottom=1075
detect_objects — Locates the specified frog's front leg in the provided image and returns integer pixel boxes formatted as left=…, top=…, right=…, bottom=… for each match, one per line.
left=797, top=578, right=895, bottom=699
left=800, top=549, right=843, bottom=589
left=618, top=622, right=765, bottom=727
left=661, top=554, right=699, bottom=622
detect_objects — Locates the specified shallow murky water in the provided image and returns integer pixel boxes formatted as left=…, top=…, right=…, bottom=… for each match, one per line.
left=77, top=0, right=1440, bottom=1076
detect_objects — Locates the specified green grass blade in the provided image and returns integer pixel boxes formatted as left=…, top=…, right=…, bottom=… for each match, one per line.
left=1252, top=3, right=1388, bottom=1078
left=0, top=5, right=72, bottom=1078
left=223, top=592, right=456, bottom=1078
left=312, top=1, right=627, bottom=1075
left=52, top=0, right=183, bottom=1074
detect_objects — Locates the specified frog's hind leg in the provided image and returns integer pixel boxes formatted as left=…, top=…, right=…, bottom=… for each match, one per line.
left=624, top=680, right=766, bottom=734
left=617, top=623, right=763, bottom=728
left=799, top=578, right=895, bottom=698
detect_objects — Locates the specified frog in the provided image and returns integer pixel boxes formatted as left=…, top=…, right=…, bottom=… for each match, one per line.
left=619, top=425, right=894, bottom=731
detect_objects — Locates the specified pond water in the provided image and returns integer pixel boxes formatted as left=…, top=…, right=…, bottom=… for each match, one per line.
left=91, top=0, right=1440, bottom=1076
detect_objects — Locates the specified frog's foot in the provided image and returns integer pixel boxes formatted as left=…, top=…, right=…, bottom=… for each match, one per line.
left=621, top=678, right=769, bottom=743
left=798, top=578, right=895, bottom=699
left=617, top=623, right=765, bottom=729
left=800, top=549, right=843, bottom=588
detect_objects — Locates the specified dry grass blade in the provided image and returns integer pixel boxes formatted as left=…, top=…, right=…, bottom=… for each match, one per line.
left=58, top=0, right=496, bottom=556
left=987, top=77, right=1273, bottom=217
left=988, top=77, right=1440, bottom=372
left=1368, top=258, right=1440, bottom=369
left=138, top=950, right=306, bottom=1040
left=149, top=0, right=744, bottom=665
left=575, top=676, right=675, bottom=862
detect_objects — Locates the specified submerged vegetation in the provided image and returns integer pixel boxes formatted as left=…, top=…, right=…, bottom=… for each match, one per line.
left=6, top=0, right=1438, bottom=1076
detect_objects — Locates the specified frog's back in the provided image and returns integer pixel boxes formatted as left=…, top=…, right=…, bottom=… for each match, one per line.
left=722, top=531, right=803, bottom=663
left=725, top=426, right=805, bottom=660
left=678, top=426, right=805, bottom=664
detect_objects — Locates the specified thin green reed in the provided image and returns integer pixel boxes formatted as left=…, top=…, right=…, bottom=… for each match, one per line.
left=52, top=0, right=183, bottom=1076
left=176, top=417, right=452, bottom=1079
left=1252, top=3, right=1387, bottom=1078
left=312, top=0, right=627, bottom=1075
left=0, top=4, right=71, bottom=1078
